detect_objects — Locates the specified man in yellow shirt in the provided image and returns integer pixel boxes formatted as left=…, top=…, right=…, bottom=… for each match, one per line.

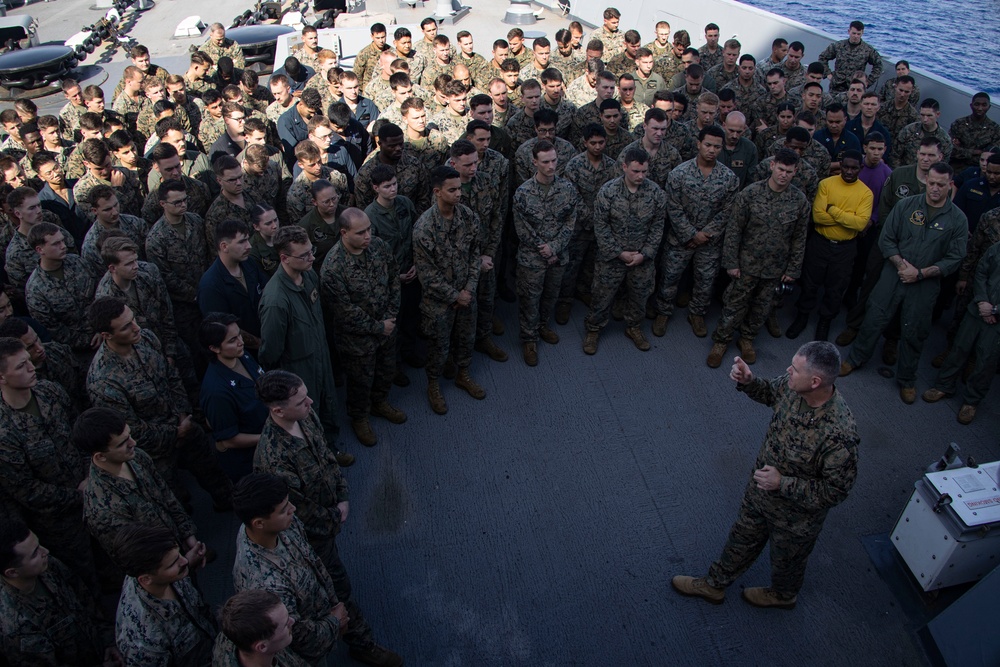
left=786, top=150, right=873, bottom=341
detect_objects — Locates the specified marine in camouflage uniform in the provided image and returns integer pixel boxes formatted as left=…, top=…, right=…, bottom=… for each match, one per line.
left=602, top=126, right=632, bottom=161
left=770, top=135, right=832, bottom=179
left=354, top=42, right=388, bottom=89
left=698, top=367, right=859, bottom=600
left=212, top=633, right=312, bottom=667
left=34, top=339, right=85, bottom=406
left=504, top=108, right=541, bottom=147
left=949, top=112, right=1000, bottom=171
left=620, top=101, right=650, bottom=134
left=145, top=210, right=213, bottom=361
left=96, top=261, right=180, bottom=360
left=26, top=253, right=96, bottom=354
left=751, top=156, right=819, bottom=202
left=116, top=572, right=217, bottom=667
left=0, top=556, right=113, bottom=665
left=560, top=150, right=619, bottom=312
left=201, top=37, right=246, bottom=71
left=0, top=380, right=95, bottom=588
left=4, top=222, right=76, bottom=293
left=403, top=128, right=450, bottom=174
left=286, top=167, right=348, bottom=224
left=82, top=446, right=196, bottom=559
left=204, top=191, right=259, bottom=249
left=597, top=26, right=626, bottom=59
left=622, top=138, right=682, bottom=191
left=655, top=158, right=740, bottom=320
left=892, top=122, right=953, bottom=166
left=81, top=212, right=149, bottom=278
left=59, top=101, right=87, bottom=136
left=251, top=412, right=377, bottom=652
left=564, top=76, right=597, bottom=109
left=586, top=175, right=667, bottom=332
left=355, top=149, right=430, bottom=212
left=429, top=109, right=471, bottom=145
left=233, top=515, right=351, bottom=663
left=713, top=178, right=810, bottom=346
left=606, top=52, right=638, bottom=78
left=455, top=168, right=505, bottom=349
left=817, top=36, right=883, bottom=92
left=540, top=97, right=578, bottom=143
left=86, top=330, right=233, bottom=505
left=136, top=103, right=192, bottom=143
left=113, top=94, right=146, bottom=133
left=147, top=151, right=215, bottom=194
left=290, top=43, right=322, bottom=72
left=321, top=236, right=400, bottom=423
left=141, top=175, right=212, bottom=227
left=243, top=154, right=291, bottom=223
left=514, top=136, right=577, bottom=184
left=513, top=173, right=579, bottom=343
left=75, top=167, right=145, bottom=217
left=876, top=100, right=918, bottom=143
left=413, top=200, right=481, bottom=378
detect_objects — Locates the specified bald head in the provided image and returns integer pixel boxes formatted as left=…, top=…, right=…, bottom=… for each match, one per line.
left=723, top=111, right=747, bottom=146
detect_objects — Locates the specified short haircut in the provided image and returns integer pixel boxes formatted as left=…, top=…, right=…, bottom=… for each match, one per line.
left=841, top=149, right=862, bottom=165
left=300, top=88, right=323, bottom=112
left=371, top=22, right=386, bottom=34
left=533, top=108, right=558, bottom=128
left=101, top=235, right=139, bottom=266
left=369, top=163, right=396, bottom=187
left=89, top=184, right=117, bottom=208
left=771, top=38, right=788, bottom=49
left=920, top=98, right=941, bottom=112
left=0, top=317, right=29, bottom=339
left=773, top=148, right=801, bottom=167
left=87, top=295, right=128, bottom=334
left=272, top=226, right=309, bottom=254
left=213, top=154, right=241, bottom=177
left=599, top=99, right=622, bottom=113
left=786, top=126, right=811, bottom=143
left=896, top=75, right=915, bottom=87
left=430, top=165, right=460, bottom=190
left=232, top=472, right=289, bottom=525
left=449, top=139, right=477, bottom=160
left=327, top=102, right=351, bottom=129
left=540, top=68, right=563, bottom=85
left=532, top=37, right=551, bottom=51
left=0, top=338, right=25, bottom=374
left=795, top=111, right=817, bottom=127
left=644, top=108, right=668, bottom=124
left=393, top=27, right=411, bottom=41
left=468, top=93, right=492, bottom=110
left=294, top=140, right=321, bottom=163
left=376, top=122, right=403, bottom=142
left=825, top=103, right=846, bottom=117
left=81, top=138, right=110, bottom=165
left=531, top=139, right=555, bottom=158
left=849, top=20, right=865, bottom=32
left=72, top=406, right=128, bottom=454
left=7, top=186, right=38, bottom=211
left=30, top=151, right=57, bottom=174
left=27, top=222, right=61, bottom=250
left=216, top=219, right=250, bottom=247
left=698, top=125, right=725, bottom=142
left=106, top=130, right=134, bottom=152
left=158, top=178, right=187, bottom=201
left=112, top=524, right=178, bottom=577
left=929, top=162, right=954, bottom=179
left=788, top=41, right=804, bottom=52
left=620, top=146, right=649, bottom=165
left=738, top=54, right=756, bottom=66
left=798, top=341, right=841, bottom=386
left=863, top=131, right=886, bottom=146
left=309, top=179, right=338, bottom=199
left=221, top=590, right=285, bottom=652
left=581, top=123, right=607, bottom=141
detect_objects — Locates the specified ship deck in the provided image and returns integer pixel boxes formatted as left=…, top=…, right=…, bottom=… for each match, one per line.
left=5, top=0, right=1000, bottom=663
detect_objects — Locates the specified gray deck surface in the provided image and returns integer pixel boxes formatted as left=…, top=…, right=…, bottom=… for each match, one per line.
left=6, top=0, right=999, bottom=663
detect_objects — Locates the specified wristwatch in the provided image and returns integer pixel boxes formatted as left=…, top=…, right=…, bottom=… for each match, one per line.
left=916, top=269, right=924, bottom=281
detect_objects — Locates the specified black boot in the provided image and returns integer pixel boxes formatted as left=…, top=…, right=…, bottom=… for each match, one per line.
left=814, top=318, right=831, bottom=341
left=785, top=312, right=809, bottom=339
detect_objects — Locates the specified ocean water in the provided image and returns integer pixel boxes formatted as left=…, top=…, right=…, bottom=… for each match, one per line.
left=738, top=0, right=1000, bottom=97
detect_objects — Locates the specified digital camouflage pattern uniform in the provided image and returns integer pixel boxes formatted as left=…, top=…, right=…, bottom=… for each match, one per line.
left=602, top=128, right=633, bottom=161
left=213, top=633, right=312, bottom=667
left=0, top=557, right=112, bottom=666
left=354, top=43, right=388, bottom=89
left=597, top=27, right=625, bottom=59
left=564, top=76, right=597, bottom=109
left=714, top=180, right=810, bottom=344
left=514, top=137, right=577, bottom=185
left=656, top=158, right=740, bottom=318
left=95, top=261, right=179, bottom=359
left=287, top=168, right=348, bottom=224
left=86, top=330, right=232, bottom=502
left=705, top=374, right=859, bottom=598
left=136, top=103, right=192, bottom=143
left=4, top=223, right=76, bottom=292
left=203, top=192, right=259, bottom=249
left=75, top=167, right=145, bottom=217
left=403, top=129, right=449, bottom=174
left=141, top=176, right=212, bottom=227
left=116, top=574, right=216, bottom=667
left=513, top=175, right=579, bottom=341
left=355, top=150, right=430, bottom=212
left=891, top=122, right=953, bottom=166
left=606, top=52, right=638, bottom=78
left=413, top=201, right=481, bottom=377
left=35, top=340, right=85, bottom=407
left=113, top=94, right=146, bottom=133
left=877, top=102, right=918, bottom=143
left=80, top=213, right=149, bottom=278
left=0, top=380, right=94, bottom=587
left=25, top=253, right=96, bottom=353
left=233, top=517, right=354, bottom=663
left=82, top=446, right=196, bottom=560
left=201, top=37, right=246, bottom=71
left=428, top=109, right=471, bottom=145
left=244, top=158, right=291, bottom=224
left=622, top=138, right=682, bottom=191
left=770, top=136, right=832, bottom=180
left=504, top=109, right=540, bottom=147
left=586, top=176, right=666, bottom=331
left=561, top=152, right=626, bottom=308
left=321, top=237, right=400, bottom=420
left=751, top=156, right=819, bottom=203
left=817, top=38, right=884, bottom=92
left=949, top=115, right=1000, bottom=171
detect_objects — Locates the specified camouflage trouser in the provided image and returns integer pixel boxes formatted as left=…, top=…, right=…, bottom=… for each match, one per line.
left=558, top=225, right=595, bottom=306
left=934, top=311, right=1000, bottom=405
left=517, top=262, right=566, bottom=342
left=655, top=242, right=722, bottom=317
left=713, top=275, right=781, bottom=344
left=312, top=535, right=376, bottom=649
left=422, top=298, right=477, bottom=378
left=475, top=265, right=498, bottom=342
left=706, top=488, right=826, bottom=597
left=586, top=258, right=655, bottom=331
left=340, top=334, right=397, bottom=421
left=847, top=267, right=939, bottom=388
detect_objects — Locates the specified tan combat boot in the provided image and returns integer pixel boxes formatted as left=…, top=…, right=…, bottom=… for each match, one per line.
left=671, top=576, right=725, bottom=604
left=539, top=326, right=560, bottom=344
left=475, top=338, right=509, bottom=362
left=741, top=587, right=796, bottom=610
left=652, top=315, right=669, bottom=337
left=835, top=327, right=857, bottom=346
left=371, top=401, right=407, bottom=424
left=582, top=331, right=599, bottom=355
left=706, top=342, right=727, bottom=368
left=555, top=302, right=571, bottom=324
left=737, top=338, right=757, bottom=364
left=427, top=379, right=448, bottom=415
left=454, top=368, right=486, bottom=399
left=687, top=314, right=707, bottom=337
left=351, top=419, right=377, bottom=447
left=766, top=311, right=782, bottom=338
left=522, top=342, right=538, bottom=366
left=625, top=326, right=651, bottom=351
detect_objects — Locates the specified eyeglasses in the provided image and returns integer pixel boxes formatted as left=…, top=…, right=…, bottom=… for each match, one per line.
left=164, top=196, right=189, bottom=206
left=228, top=115, right=245, bottom=122
left=286, top=248, right=315, bottom=261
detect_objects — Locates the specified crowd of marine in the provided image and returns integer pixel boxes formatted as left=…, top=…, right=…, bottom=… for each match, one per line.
left=0, top=5, right=999, bottom=665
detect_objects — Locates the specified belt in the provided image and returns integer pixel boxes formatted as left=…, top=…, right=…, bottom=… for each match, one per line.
left=815, top=233, right=856, bottom=245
